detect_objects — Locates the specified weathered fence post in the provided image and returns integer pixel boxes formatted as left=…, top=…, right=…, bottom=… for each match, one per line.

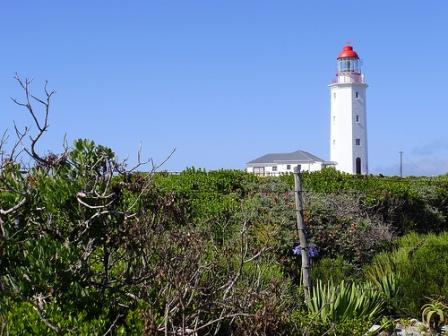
left=293, top=165, right=312, bottom=302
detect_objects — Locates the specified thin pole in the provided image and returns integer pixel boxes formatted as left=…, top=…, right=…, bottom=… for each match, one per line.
left=399, top=151, right=403, bottom=178
left=293, top=165, right=312, bottom=302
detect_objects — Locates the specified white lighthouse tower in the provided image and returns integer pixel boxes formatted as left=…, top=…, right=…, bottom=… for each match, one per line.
left=330, top=45, right=368, bottom=175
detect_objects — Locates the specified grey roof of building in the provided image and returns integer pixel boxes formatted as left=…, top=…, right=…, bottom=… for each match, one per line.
left=247, top=150, right=328, bottom=165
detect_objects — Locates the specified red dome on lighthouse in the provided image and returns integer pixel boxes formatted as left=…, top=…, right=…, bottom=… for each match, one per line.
left=337, top=45, right=359, bottom=59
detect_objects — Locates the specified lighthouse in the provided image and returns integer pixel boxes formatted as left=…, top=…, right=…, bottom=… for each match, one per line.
left=329, top=45, right=368, bottom=175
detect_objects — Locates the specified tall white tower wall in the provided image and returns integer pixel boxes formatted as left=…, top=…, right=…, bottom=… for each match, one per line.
left=329, top=81, right=368, bottom=174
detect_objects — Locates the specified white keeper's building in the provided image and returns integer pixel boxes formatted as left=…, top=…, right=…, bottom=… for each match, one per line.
left=246, top=150, right=334, bottom=176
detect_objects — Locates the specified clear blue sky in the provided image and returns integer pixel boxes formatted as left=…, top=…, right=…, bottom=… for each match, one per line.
left=1, top=1, right=447, bottom=175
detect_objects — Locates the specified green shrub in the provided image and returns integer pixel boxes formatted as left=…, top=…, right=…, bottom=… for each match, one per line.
left=0, top=299, right=144, bottom=335
left=311, top=256, right=358, bottom=283
left=305, top=191, right=394, bottom=265
left=282, top=169, right=448, bottom=234
left=289, top=311, right=372, bottom=336
left=365, top=232, right=448, bottom=316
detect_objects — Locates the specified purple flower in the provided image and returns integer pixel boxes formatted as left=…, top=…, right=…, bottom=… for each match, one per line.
left=308, top=246, right=319, bottom=258
left=292, top=245, right=302, bottom=256
left=292, top=244, right=319, bottom=258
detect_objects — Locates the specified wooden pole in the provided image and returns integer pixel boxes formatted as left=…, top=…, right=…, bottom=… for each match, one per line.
left=293, top=165, right=312, bottom=302
left=399, top=151, right=403, bottom=178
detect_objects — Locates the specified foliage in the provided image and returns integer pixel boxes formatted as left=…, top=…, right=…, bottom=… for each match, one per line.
left=282, top=168, right=448, bottom=234
left=304, top=191, right=394, bottom=266
left=375, top=273, right=400, bottom=315
left=306, top=280, right=385, bottom=323
left=422, top=298, right=448, bottom=331
left=365, top=232, right=448, bottom=316
left=311, top=256, right=358, bottom=283
left=364, top=256, right=400, bottom=315
left=375, top=316, right=396, bottom=334
left=289, top=311, right=372, bottom=336
left=364, top=252, right=396, bottom=284
left=2, top=142, right=447, bottom=334
left=1, top=139, right=303, bottom=334
left=0, top=299, right=144, bottom=335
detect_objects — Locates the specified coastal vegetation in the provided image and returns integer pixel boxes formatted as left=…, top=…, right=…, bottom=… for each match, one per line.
left=1, top=79, right=448, bottom=335
left=2, top=159, right=448, bottom=334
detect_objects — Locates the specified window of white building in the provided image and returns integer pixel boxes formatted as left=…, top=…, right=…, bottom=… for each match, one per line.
left=272, top=166, right=277, bottom=172
left=253, top=167, right=265, bottom=174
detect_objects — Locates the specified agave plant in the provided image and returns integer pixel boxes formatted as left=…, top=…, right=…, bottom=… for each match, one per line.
left=307, top=280, right=385, bottom=323
left=422, top=299, right=448, bottom=331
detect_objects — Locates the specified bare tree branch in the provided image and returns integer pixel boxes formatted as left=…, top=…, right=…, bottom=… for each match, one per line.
left=102, top=313, right=123, bottom=336
left=11, top=74, right=55, bottom=166
left=0, top=198, right=26, bottom=215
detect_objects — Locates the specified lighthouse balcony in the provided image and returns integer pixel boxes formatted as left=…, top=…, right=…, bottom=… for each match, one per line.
left=332, top=73, right=365, bottom=84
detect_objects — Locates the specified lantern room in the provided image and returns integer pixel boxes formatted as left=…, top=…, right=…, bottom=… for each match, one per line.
left=337, top=45, right=360, bottom=74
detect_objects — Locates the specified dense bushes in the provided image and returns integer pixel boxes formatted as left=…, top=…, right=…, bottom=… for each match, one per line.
left=365, top=232, right=448, bottom=316
left=153, top=171, right=401, bottom=267
left=289, top=312, right=372, bottom=336
left=282, top=169, right=448, bottom=234
left=1, top=141, right=307, bottom=335
left=304, top=191, right=394, bottom=266
left=3, top=153, right=448, bottom=334
left=1, top=299, right=144, bottom=335
left=2, top=140, right=448, bottom=334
